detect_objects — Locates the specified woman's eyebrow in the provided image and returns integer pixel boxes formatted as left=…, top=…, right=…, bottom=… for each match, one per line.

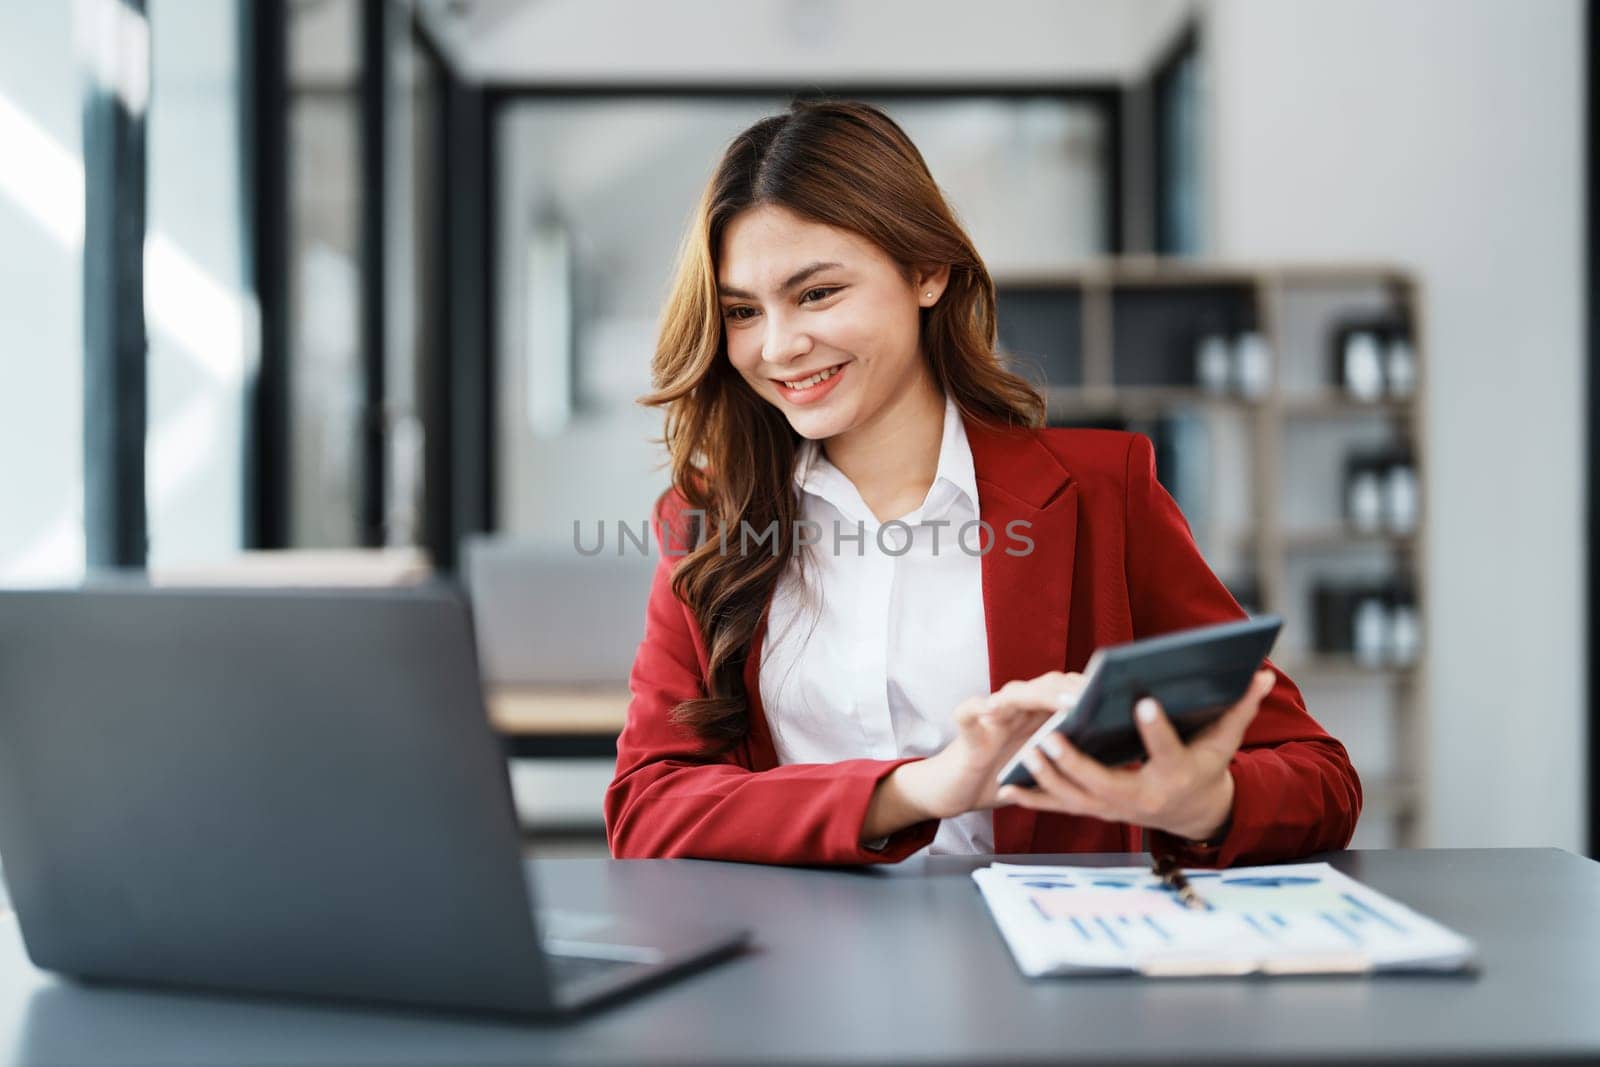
left=718, top=261, right=845, bottom=299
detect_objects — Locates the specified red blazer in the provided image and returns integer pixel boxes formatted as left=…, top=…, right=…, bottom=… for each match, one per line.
left=606, top=417, right=1362, bottom=867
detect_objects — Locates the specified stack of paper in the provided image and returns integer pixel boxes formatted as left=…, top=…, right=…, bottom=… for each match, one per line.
left=973, top=862, right=1476, bottom=977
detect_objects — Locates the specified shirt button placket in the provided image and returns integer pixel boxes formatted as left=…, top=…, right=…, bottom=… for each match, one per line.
left=854, top=521, right=900, bottom=759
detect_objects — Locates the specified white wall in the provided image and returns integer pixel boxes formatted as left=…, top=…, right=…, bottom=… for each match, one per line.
left=1204, top=0, right=1585, bottom=850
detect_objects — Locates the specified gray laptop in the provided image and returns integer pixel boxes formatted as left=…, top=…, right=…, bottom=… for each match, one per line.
left=0, top=585, right=748, bottom=1017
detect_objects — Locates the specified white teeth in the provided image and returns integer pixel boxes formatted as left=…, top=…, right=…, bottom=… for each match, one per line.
left=782, top=365, right=841, bottom=390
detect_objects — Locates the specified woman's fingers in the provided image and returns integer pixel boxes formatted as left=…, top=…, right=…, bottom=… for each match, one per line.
left=1194, top=669, right=1274, bottom=754
left=1037, top=733, right=1136, bottom=807
left=983, top=672, right=1085, bottom=718
left=1004, top=747, right=1105, bottom=816
left=983, top=683, right=1047, bottom=718
left=1003, top=708, right=1054, bottom=743
left=978, top=709, right=1054, bottom=763
left=956, top=694, right=1055, bottom=767
left=952, top=695, right=989, bottom=731
left=1133, top=697, right=1184, bottom=764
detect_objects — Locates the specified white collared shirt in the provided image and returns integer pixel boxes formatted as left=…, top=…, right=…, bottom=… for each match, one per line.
left=759, top=393, right=994, bottom=856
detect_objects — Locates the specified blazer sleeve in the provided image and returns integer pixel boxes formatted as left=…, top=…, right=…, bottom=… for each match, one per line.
left=604, top=494, right=940, bottom=865
left=1121, top=434, right=1363, bottom=867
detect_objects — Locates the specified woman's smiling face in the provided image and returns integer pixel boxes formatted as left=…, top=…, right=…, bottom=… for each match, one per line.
left=717, top=203, right=945, bottom=442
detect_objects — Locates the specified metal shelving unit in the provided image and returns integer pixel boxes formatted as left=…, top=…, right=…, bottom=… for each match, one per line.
left=998, top=260, right=1428, bottom=847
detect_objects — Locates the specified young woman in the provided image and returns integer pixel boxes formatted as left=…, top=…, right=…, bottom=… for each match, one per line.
left=606, top=100, right=1361, bottom=866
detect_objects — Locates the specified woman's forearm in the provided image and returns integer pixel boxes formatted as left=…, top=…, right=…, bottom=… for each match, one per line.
left=860, top=760, right=942, bottom=843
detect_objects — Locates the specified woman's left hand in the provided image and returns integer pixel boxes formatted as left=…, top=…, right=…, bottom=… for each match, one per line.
left=996, top=668, right=1276, bottom=843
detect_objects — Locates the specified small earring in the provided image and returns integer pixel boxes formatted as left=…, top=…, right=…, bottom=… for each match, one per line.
left=925, top=291, right=933, bottom=298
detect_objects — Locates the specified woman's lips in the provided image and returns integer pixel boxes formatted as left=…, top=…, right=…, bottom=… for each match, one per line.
left=775, top=362, right=848, bottom=406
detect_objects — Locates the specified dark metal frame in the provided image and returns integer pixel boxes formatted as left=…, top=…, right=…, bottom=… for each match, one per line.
left=245, top=0, right=290, bottom=549
left=1150, top=21, right=1201, bottom=256
left=1587, top=0, right=1598, bottom=858
left=410, top=24, right=496, bottom=568
left=450, top=75, right=501, bottom=554
left=248, top=0, right=404, bottom=554
left=81, top=0, right=150, bottom=569
left=358, top=0, right=392, bottom=547
left=413, top=27, right=453, bottom=570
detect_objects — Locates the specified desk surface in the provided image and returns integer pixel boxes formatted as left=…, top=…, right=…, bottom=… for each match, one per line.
left=3, top=848, right=1598, bottom=1065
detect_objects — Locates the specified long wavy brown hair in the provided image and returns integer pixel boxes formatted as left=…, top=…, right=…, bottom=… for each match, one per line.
left=639, top=99, right=1047, bottom=753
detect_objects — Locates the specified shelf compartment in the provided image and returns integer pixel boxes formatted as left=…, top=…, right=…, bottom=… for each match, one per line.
left=1110, top=282, right=1259, bottom=388
left=996, top=284, right=1084, bottom=387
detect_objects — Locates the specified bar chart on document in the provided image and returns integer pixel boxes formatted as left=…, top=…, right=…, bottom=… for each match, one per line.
left=973, top=863, right=1476, bottom=977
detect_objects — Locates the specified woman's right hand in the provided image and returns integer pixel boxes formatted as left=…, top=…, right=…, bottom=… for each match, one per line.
left=860, top=672, right=1087, bottom=843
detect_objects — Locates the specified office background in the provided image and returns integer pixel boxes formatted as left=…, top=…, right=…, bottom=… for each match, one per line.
left=0, top=1, right=1589, bottom=858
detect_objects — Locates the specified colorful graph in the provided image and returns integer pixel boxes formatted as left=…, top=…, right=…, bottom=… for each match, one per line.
left=976, top=862, right=1474, bottom=976
left=1010, top=867, right=1417, bottom=952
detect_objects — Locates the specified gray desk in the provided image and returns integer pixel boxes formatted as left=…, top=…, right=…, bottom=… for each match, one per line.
left=2, top=849, right=1597, bottom=1065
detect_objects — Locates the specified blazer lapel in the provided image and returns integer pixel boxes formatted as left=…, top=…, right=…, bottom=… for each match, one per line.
left=965, top=415, right=1079, bottom=855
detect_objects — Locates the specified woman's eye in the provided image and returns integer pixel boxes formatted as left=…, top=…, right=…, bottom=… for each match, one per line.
left=800, top=286, right=840, bottom=304
left=723, top=305, right=756, bottom=321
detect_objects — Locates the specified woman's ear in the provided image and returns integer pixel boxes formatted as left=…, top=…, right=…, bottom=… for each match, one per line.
left=914, top=264, right=952, bottom=307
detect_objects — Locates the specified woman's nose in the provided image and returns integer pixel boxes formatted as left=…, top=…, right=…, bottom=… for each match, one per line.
left=762, top=313, right=813, bottom=364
